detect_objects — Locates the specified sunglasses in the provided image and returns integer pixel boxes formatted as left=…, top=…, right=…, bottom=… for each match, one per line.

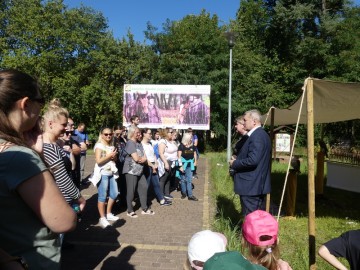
left=103, top=133, right=113, bottom=136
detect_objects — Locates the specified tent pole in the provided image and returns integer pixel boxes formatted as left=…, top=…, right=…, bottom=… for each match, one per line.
left=267, top=107, right=275, bottom=212
left=307, top=78, right=316, bottom=269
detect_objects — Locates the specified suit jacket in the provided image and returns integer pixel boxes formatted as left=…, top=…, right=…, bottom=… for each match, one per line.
left=233, top=135, right=248, bottom=156
left=232, top=127, right=271, bottom=196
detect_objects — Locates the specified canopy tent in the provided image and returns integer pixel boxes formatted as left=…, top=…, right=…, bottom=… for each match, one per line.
left=262, top=78, right=360, bottom=125
left=261, top=78, right=360, bottom=269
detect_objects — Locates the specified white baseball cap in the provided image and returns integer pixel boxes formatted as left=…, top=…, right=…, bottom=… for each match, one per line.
left=188, top=230, right=227, bottom=270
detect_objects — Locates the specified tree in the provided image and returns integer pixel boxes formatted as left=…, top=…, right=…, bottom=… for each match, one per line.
left=0, top=0, right=156, bottom=136
left=145, top=11, right=232, bottom=138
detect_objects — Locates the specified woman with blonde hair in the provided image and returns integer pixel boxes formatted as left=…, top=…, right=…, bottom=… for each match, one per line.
left=0, top=69, right=77, bottom=269
left=42, top=99, right=86, bottom=209
left=93, top=127, right=119, bottom=228
left=177, top=132, right=198, bottom=201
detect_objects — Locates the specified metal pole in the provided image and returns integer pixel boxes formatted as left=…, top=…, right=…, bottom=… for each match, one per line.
left=227, top=47, right=233, bottom=161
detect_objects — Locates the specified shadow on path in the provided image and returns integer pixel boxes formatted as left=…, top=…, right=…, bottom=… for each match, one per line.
left=101, top=245, right=136, bottom=270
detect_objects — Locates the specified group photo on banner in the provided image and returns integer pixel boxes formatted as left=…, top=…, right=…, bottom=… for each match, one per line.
left=123, top=84, right=211, bottom=130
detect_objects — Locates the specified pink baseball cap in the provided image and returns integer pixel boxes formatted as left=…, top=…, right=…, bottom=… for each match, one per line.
left=242, top=210, right=278, bottom=246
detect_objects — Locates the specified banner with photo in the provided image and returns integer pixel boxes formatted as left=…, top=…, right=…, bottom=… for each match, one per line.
left=123, top=84, right=211, bottom=130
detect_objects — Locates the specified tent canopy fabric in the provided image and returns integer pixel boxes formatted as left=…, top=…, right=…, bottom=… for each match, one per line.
left=262, top=78, right=360, bottom=126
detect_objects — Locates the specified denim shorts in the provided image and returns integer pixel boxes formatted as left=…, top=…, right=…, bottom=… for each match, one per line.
left=98, top=174, right=119, bottom=202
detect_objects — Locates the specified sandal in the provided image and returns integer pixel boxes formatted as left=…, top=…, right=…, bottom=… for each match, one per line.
left=141, top=209, right=155, bottom=215
left=126, top=212, right=138, bottom=218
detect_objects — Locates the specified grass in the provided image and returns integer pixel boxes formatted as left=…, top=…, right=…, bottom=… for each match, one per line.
left=207, top=152, right=360, bottom=269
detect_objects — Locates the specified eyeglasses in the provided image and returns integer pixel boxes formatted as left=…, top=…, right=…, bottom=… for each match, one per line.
left=103, top=133, right=113, bottom=136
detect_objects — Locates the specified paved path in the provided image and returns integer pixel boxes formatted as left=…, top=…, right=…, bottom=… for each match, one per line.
left=61, top=155, right=211, bottom=270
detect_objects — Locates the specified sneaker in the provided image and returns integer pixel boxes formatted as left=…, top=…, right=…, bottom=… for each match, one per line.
left=99, top=217, right=111, bottom=228
left=181, top=193, right=187, bottom=199
left=188, top=196, right=198, bottom=201
left=141, top=209, right=155, bottom=215
left=164, top=195, right=173, bottom=200
left=126, top=212, right=138, bottom=218
left=160, top=200, right=172, bottom=206
left=106, top=213, right=119, bottom=221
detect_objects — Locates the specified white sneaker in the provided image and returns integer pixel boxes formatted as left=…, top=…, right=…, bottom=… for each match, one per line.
left=106, top=213, right=120, bottom=221
left=99, top=217, right=110, bottom=228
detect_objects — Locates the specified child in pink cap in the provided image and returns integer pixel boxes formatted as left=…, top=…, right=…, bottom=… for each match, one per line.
left=241, top=210, right=292, bottom=270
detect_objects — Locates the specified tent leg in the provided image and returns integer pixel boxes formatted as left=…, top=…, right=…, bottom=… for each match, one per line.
left=267, top=107, right=275, bottom=213
left=316, top=152, right=325, bottom=195
left=307, top=78, right=316, bottom=269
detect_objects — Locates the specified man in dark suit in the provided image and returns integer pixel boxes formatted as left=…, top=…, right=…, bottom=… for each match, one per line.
left=229, top=109, right=271, bottom=217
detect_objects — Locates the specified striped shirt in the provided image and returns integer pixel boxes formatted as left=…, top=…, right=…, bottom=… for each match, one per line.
left=43, top=143, right=80, bottom=203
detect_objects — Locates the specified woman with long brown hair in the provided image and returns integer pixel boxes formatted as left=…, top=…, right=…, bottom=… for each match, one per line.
left=0, top=69, right=76, bottom=269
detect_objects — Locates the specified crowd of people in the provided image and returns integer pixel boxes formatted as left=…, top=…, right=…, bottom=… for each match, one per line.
left=0, top=69, right=357, bottom=270
left=0, top=69, right=201, bottom=269
left=92, top=116, right=201, bottom=222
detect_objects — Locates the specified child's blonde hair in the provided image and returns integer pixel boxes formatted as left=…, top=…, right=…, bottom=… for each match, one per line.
left=241, top=234, right=280, bottom=270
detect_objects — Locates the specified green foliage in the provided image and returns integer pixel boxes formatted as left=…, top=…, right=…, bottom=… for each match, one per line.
left=0, top=0, right=156, bottom=137
left=1, top=0, right=360, bottom=143
left=145, top=11, right=232, bottom=137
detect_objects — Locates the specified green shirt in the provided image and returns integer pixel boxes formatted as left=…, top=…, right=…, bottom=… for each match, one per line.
left=0, top=140, right=61, bottom=270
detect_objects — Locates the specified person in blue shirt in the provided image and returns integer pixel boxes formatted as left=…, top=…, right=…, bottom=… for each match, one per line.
left=74, top=123, right=89, bottom=185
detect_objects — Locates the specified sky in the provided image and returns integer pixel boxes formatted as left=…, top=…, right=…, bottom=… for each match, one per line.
left=63, top=0, right=240, bottom=42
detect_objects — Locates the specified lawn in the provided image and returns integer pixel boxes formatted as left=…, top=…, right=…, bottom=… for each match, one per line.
left=207, top=152, right=360, bottom=269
